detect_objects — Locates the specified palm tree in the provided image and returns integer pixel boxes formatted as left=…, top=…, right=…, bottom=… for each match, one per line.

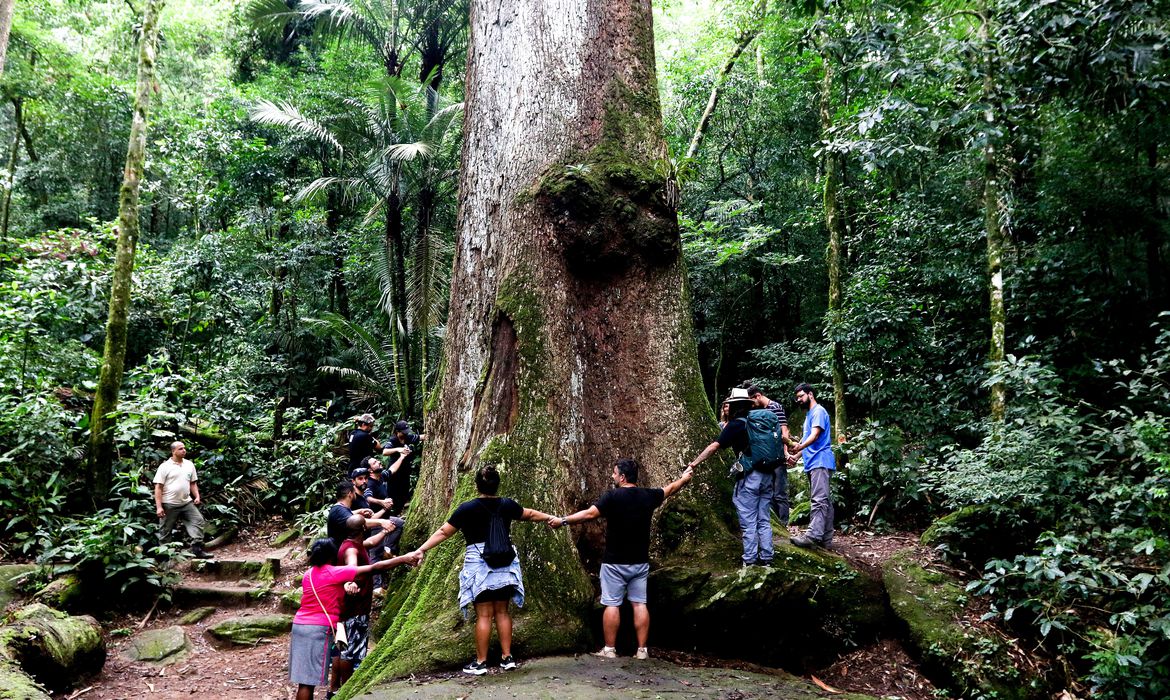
left=251, top=76, right=462, bottom=417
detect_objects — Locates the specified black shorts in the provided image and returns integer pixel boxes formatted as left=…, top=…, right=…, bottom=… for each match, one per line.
left=474, top=585, right=517, bottom=603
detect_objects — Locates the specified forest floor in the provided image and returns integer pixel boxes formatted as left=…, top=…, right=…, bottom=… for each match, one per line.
left=50, top=522, right=940, bottom=700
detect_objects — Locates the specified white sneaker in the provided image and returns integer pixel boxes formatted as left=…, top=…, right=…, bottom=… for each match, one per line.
left=635, top=647, right=649, bottom=660
left=592, top=646, right=617, bottom=658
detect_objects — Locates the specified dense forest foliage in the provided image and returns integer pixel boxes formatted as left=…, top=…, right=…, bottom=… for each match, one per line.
left=0, top=0, right=1167, bottom=696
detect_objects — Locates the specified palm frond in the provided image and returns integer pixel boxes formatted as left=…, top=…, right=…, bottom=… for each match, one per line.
left=385, top=142, right=433, bottom=161
left=250, top=99, right=344, bottom=154
left=244, top=0, right=302, bottom=38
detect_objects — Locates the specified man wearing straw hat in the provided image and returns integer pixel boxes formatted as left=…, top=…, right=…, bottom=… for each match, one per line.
left=686, top=387, right=779, bottom=567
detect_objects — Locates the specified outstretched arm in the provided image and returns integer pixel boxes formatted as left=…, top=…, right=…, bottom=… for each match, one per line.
left=662, top=466, right=694, bottom=499
left=411, top=522, right=457, bottom=558
left=687, top=441, right=722, bottom=469
left=520, top=507, right=557, bottom=523
left=548, top=505, right=601, bottom=529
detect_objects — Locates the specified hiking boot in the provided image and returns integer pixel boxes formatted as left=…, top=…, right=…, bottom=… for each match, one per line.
left=592, top=646, right=617, bottom=659
left=790, top=535, right=820, bottom=549
left=191, top=544, right=214, bottom=560
left=499, top=655, right=518, bottom=670
left=635, top=647, right=650, bottom=660
left=463, top=659, right=489, bottom=675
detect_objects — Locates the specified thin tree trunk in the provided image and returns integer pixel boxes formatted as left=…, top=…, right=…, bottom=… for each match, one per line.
left=0, top=0, right=14, bottom=77
left=0, top=101, right=20, bottom=239
left=384, top=190, right=413, bottom=412
left=343, top=0, right=724, bottom=687
left=981, top=10, right=1007, bottom=423
left=685, top=28, right=761, bottom=161
left=325, top=178, right=349, bottom=319
left=819, top=40, right=848, bottom=445
left=1146, top=139, right=1165, bottom=306
left=87, top=0, right=165, bottom=501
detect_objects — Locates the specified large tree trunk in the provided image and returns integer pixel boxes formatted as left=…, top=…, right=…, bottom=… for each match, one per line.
left=87, top=0, right=165, bottom=500
left=341, top=0, right=727, bottom=690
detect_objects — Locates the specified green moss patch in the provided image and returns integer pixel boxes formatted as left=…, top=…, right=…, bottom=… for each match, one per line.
left=204, top=614, right=292, bottom=647
left=883, top=548, right=1048, bottom=699
left=124, top=626, right=188, bottom=663
left=648, top=541, right=886, bottom=670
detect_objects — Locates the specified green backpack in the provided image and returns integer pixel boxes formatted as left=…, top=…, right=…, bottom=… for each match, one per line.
left=737, top=409, right=784, bottom=474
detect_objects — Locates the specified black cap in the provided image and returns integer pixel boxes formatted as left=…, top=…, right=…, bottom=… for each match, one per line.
left=349, top=467, right=369, bottom=479
left=394, top=420, right=410, bottom=432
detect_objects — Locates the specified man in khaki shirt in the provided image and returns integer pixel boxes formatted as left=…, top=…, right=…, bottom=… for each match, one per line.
left=153, top=441, right=212, bottom=559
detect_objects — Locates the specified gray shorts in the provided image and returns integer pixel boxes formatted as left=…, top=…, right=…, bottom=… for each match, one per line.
left=599, top=563, right=650, bottom=606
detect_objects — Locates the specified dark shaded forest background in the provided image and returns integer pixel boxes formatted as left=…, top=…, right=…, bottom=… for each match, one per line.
left=0, top=0, right=1167, bottom=697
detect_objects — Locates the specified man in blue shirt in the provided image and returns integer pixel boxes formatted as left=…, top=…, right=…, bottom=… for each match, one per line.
left=788, top=383, right=835, bottom=549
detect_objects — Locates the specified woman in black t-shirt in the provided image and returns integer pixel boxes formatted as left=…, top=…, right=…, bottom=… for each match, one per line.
left=410, top=465, right=557, bottom=675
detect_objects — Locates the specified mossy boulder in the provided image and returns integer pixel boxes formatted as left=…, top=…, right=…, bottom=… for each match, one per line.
left=883, top=549, right=1048, bottom=699
left=0, top=603, right=105, bottom=691
left=648, top=542, right=887, bottom=669
left=32, top=574, right=84, bottom=612
left=178, top=606, right=217, bottom=625
left=921, top=506, right=1042, bottom=568
left=272, top=528, right=301, bottom=547
left=204, top=614, right=292, bottom=647
left=0, top=658, right=50, bottom=700
left=124, top=626, right=189, bottom=663
left=0, top=565, right=37, bottom=609
left=279, top=589, right=302, bottom=614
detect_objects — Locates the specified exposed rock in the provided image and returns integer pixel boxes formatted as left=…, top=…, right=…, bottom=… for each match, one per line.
left=178, top=607, right=216, bottom=625
left=191, top=556, right=280, bottom=581
left=272, top=528, right=301, bottom=547
left=0, top=565, right=37, bottom=609
left=32, top=574, right=84, bottom=612
left=648, top=542, right=887, bottom=669
left=279, top=589, right=302, bottom=614
left=0, top=658, right=50, bottom=700
left=883, top=549, right=1048, bottom=699
left=204, top=614, right=292, bottom=647
left=173, top=582, right=271, bottom=608
left=124, top=626, right=189, bottom=663
left=0, top=603, right=105, bottom=691
left=343, top=654, right=879, bottom=700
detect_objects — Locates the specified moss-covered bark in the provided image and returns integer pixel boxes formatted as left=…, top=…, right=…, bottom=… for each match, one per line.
left=883, top=549, right=1048, bottom=699
left=0, top=604, right=105, bottom=692
left=87, top=0, right=166, bottom=498
left=342, top=0, right=731, bottom=694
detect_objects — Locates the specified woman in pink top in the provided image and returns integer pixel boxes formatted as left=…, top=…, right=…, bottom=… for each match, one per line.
left=289, top=538, right=419, bottom=699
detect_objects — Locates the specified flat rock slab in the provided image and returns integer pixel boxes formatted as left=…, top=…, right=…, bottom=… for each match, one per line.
left=178, top=607, right=217, bottom=625
left=350, top=655, right=877, bottom=699
left=272, top=528, right=301, bottom=547
left=125, top=626, right=189, bottom=663
left=205, top=614, right=292, bottom=647
left=190, top=555, right=281, bottom=581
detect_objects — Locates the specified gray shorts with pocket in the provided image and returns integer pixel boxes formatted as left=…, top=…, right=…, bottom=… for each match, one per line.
left=599, top=563, right=650, bottom=606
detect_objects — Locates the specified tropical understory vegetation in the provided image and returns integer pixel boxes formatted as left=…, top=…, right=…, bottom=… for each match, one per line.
left=0, top=0, right=1167, bottom=697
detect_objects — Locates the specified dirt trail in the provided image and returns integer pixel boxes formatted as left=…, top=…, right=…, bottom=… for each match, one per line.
left=57, top=523, right=937, bottom=700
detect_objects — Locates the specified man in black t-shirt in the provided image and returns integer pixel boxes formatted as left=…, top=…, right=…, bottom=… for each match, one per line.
left=327, top=479, right=400, bottom=547
left=381, top=420, right=425, bottom=514
left=348, top=414, right=381, bottom=473
left=550, top=458, right=693, bottom=660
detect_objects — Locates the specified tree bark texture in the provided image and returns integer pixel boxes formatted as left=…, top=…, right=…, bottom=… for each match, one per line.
left=819, top=48, right=848, bottom=445
left=0, top=0, right=14, bottom=77
left=87, top=0, right=165, bottom=499
left=981, top=10, right=1007, bottom=423
left=343, top=0, right=728, bottom=689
